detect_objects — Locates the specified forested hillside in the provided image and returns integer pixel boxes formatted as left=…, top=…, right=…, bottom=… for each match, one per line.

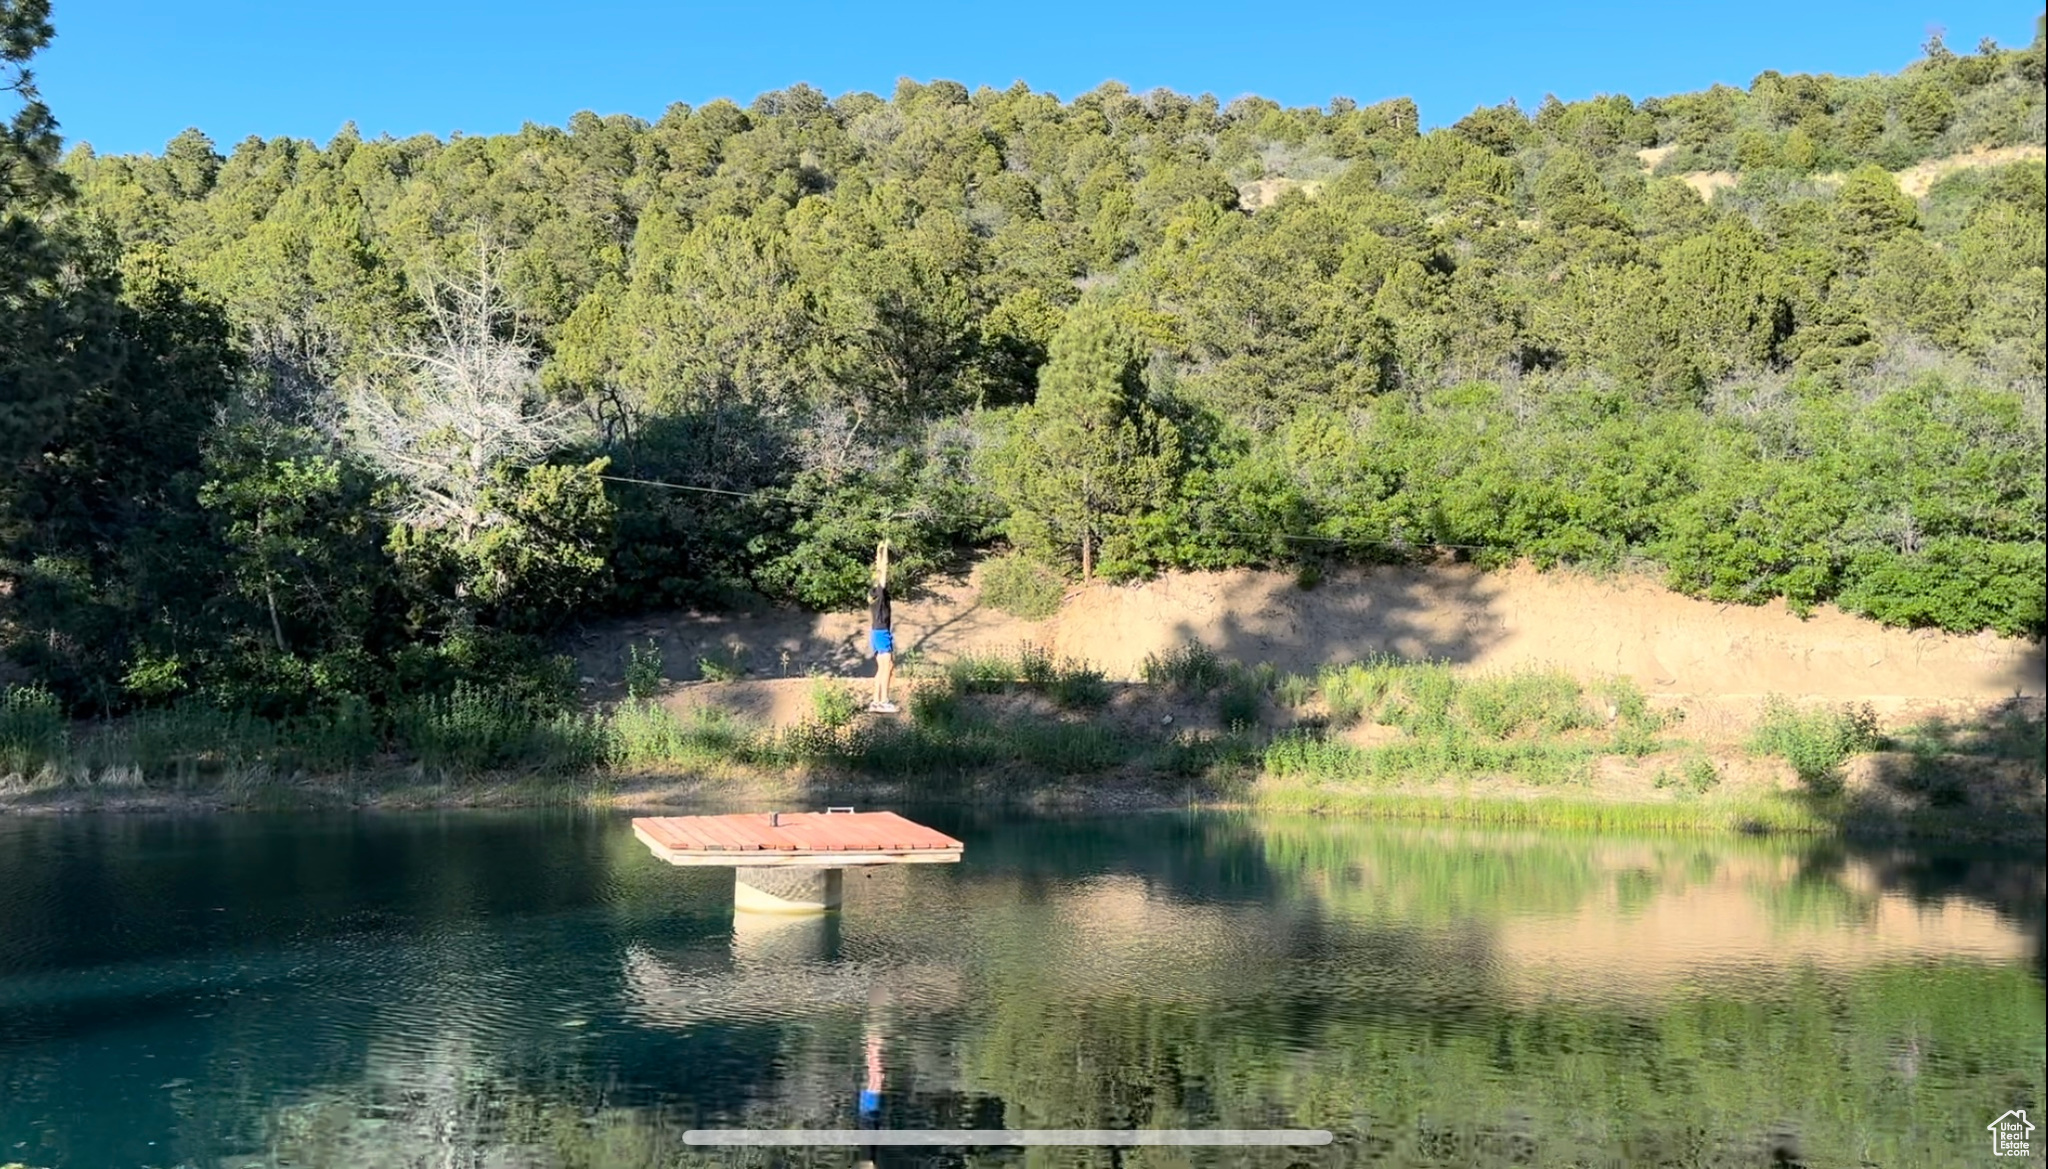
left=3, top=4, right=2043, bottom=715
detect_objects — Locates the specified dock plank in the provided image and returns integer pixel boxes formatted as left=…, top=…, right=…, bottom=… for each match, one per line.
left=631, top=810, right=965, bottom=867
left=666, top=817, right=728, bottom=851
left=698, top=817, right=765, bottom=852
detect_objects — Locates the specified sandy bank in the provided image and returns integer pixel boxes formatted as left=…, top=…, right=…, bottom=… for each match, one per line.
left=570, top=563, right=2043, bottom=712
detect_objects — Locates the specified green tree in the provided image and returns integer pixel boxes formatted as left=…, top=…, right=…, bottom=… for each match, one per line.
left=0, top=0, right=71, bottom=466
left=198, top=421, right=390, bottom=657
left=1901, top=81, right=1959, bottom=143
left=161, top=127, right=220, bottom=199
left=3, top=245, right=240, bottom=708
left=1832, top=165, right=1919, bottom=263
left=1861, top=234, right=1965, bottom=345
left=1659, top=218, right=1787, bottom=379
left=988, top=302, right=1181, bottom=579
left=463, top=459, right=616, bottom=631
left=0, top=0, right=59, bottom=205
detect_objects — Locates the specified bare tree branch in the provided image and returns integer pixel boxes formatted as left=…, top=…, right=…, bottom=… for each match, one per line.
left=339, top=242, right=576, bottom=540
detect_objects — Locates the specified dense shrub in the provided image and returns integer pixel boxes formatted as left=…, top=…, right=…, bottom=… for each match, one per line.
left=809, top=679, right=865, bottom=729
left=1748, top=697, right=1883, bottom=793
left=979, top=553, right=1068, bottom=620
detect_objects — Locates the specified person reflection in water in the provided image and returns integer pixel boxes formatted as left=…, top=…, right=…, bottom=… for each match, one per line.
left=860, top=1026, right=884, bottom=1124
left=857, top=1023, right=885, bottom=1168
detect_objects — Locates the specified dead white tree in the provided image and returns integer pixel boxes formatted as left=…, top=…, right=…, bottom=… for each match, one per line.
left=341, top=245, right=576, bottom=544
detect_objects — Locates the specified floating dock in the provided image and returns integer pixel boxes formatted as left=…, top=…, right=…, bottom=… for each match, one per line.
left=632, top=811, right=964, bottom=913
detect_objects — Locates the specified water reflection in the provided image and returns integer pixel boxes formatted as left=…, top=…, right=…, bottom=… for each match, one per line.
left=0, top=811, right=2040, bottom=1168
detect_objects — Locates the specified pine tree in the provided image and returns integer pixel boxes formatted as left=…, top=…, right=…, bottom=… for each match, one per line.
left=989, top=302, right=1180, bottom=579
left=1, top=0, right=70, bottom=466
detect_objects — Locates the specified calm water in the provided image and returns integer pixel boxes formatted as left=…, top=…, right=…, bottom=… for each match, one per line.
left=0, top=811, right=2041, bottom=1169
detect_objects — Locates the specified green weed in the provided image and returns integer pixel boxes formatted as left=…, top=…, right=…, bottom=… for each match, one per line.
left=1318, top=660, right=1396, bottom=727
left=608, top=704, right=757, bottom=770
left=0, top=685, right=65, bottom=778
left=1654, top=755, right=1722, bottom=795
left=1380, top=662, right=1458, bottom=736
left=939, top=646, right=1108, bottom=710
left=394, top=684, right=602, bottom=774
left=945, top=651, right=1017, bottom=694
left=1457, top=669, right=1597, bottom=738
left=624, top=641, right=664, bottom=700
left=1216, top=681, right=1263, bottom=732
left=1046, top=661, right=1111, bottom=711
left=1274, top=673, right=1316, bottom=710
left=696, top=645, right=747, bottom=682
left=1749, top=697, right=1882, bottom=794
left=809, top=678, right=864, bottom=729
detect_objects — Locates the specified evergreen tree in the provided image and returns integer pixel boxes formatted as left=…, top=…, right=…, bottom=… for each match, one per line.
left=989, top=303, right=1181, bottom=579
left=1, top=0, right=69, bottom=465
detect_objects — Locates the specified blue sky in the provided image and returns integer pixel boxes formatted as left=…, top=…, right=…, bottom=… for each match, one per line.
left=39, top=1, right=2043, bottom=156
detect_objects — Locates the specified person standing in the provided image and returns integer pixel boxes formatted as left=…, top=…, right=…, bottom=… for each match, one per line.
left=868, top=541, right=897, bottom=712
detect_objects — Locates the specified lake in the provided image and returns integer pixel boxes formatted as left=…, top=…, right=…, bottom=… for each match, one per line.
left=0, top=810, right=2041, bottom=1168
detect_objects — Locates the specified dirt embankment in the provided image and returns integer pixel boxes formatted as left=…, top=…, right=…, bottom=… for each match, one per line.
left=1638, top=143, right=2047, bottom=202
left=569, top=563, right=2043, bottom=734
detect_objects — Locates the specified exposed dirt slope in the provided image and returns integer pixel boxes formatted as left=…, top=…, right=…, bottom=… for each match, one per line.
left=1637, top=143, right=2046, bottom=201
left=569, top=563, right=2043, bottom=716
left=1889, top=144, right=2046, bottom=196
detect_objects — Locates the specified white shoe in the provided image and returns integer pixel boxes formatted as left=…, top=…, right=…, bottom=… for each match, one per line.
left=867, top=701, right=899, bottom=713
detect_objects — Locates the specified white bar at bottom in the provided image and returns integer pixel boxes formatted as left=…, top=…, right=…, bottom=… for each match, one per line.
left=684, top=1129, right=1333, bottom=1146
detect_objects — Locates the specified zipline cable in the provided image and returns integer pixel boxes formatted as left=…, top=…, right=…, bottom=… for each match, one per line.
left=594, top=472, right=1494, bottom=554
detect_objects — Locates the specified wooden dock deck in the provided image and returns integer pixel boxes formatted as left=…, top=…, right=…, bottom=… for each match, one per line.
left=632, top=811, right=965, bottom=868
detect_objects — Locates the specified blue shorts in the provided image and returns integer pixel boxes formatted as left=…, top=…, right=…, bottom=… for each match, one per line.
left=870, top=629, right=894, bottom=655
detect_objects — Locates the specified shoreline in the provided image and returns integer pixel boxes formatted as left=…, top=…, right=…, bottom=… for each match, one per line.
left=5, top=769, right=2041, bottom=845
left=7, top=655, right=2042, bottom=844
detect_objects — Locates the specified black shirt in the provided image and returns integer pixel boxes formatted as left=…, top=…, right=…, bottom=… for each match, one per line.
left=868, top=584, right=892, bottom=632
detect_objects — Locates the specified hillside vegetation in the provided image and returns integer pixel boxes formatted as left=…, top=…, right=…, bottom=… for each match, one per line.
left=1, top=10, right=2042, bottom=726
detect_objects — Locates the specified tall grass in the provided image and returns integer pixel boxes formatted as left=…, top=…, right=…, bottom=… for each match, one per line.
left=597, top=647, right=1147, bottom=785
left=1141, top=642, right=1233, bottom=692
left=1887, top=703, right=2046, bottom=762
left=1315, top=659, right=1399, bottom=727
left=69, top=701, right=381, bottom=786
left=935, top=646, right=1110, bottom=711
left=1252, top=786, right=1837, bottom=835
left=1, top=684, right=66, bottom=778
left=395, top=683, right=575, bottom=772
left=598, top=693, right=1149, bottom=786
left=1142, top=643, right=1278, bottom=730
left=1260, top=663, right=1674, bottom=787
left=1457, top=669, right=1597, bottom=738
left=1266, top=729, right=1600, bottom=787
left=1216, top=680, right=1262, bottom=731
left=609, top=703, right=757, bottom=771
left=696, top=645, right=747, bottom=682
left=1652, top=755, right=1722, bottom=795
